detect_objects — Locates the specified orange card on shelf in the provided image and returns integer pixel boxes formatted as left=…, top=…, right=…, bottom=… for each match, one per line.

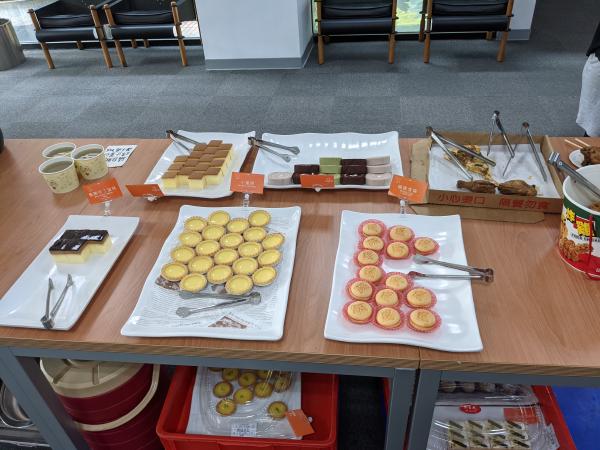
left=285, top=409, right=315, bottom=437
left=83, top=178, right=123, bottom=204
left=230, top=172, right=264, bottom=194
left=126, top=184, right=164, bottom=198
left=300, top=174, right=335, bottom=189
left=388, top=175, right=428, bottom=202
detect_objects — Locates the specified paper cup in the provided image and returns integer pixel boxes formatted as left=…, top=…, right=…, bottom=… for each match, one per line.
left=73, top=144, right=108, bottom=180
left=42, top=142, right=76, bottom=159
left=38, top=157, right=79, bottom=194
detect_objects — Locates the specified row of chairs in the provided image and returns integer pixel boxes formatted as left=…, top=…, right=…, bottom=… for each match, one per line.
left=28, top=0, right=191, bottom=69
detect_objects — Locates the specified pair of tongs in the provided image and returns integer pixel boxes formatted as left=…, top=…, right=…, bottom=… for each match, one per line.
left=521, top=122, right=548, bottom=182
left=548, top=152, right=600, bottom=198
left=166, top=129, right=199, bottom=153
left=249, top=137, right=300, bottom=163
left=409, top=255, right=494, bottom=283
left=175, top=291, right=261, bottom=318
left=40, top=274, right=74, bottom=329
left=487, top=111, right=516, bottom=176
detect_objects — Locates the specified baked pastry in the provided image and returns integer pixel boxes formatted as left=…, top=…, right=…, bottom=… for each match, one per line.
left=346, top=301, right=373, bottom=323
left=170, top=246, right=195, bottom=264
left=184, top=216, right=207, bottom=232
left=196, top=240, right=221, bottom=257
left=213, top=381, right=233, bottom=398
left=445, top=144, right=492, bottom=181
left=214, top=248, right=239, bottom=265
left=273, top=375, right=291, bottom=393
left=262, top=233, right=285, bottom=250
left=232, top=257, right=259, bottom=275
left=188, top=255, right=214, bottom=274
left=180, top=273, right=207, bottom=293
left=225, top=275, right=253, bottom=295
left=222, top=368, right=239, bottom=381
left=161, top=171, right=178, bottom=189
left=227, top=218, right=250, bottom=234
left=267, top=401, right=288, bottom=420
left=254, top=381, right=274, bottom=398
left=341, top=174, right=366, bottom=185
left=248, top=210, right=271, bottom=227
left=207, top=265, right=233, bottom=284
left=386, top=241, right=410, bottom=259
left=362, top=236, right=384, bottom=251
left=385, top=273, right=410, bottom=291
left=233, top=387, right=254, bottom=404
left=257, top=249, right=281, bottom=267
left=348, top=280, right=373, bottom=301
left=268, top=172, right=293, bottom=186
left=582, top=146, right=600, bottom=166
left=341, top=159, right=367, bottom=166
left=179, top=231, right=202, bottom=247
left=243, top=227, right=267, bottom=242
left=358, top=265, right=384, bottom=283
left=160, top=262, right=188, bottom=282
left=413, top=237, right=438, bottom=255
left=257, top=370, right=272, bottom=380
left=202, top=225, right=226, bottom=241
left=361, top=221, right=384, bottom=237
left=208, top=210, right=231, bottom=226
left=375, top=288, right=399, bottom=307
left=409, top=309, right=437, bottom=332
left=365, top=173, right=392, bottom=186
left=252, top=267, right=277, bottom=286
left=388, top=225, right=414, bottom=243
left=341, top=165, right=367, bottom=175
left=356, top=249, right=380, bottom=266
left=376, top=307, right=402, bottom=329
left=220, top=233, right=244, bottom=249
left=238, top=372, right=257, bottom=387
left=406, top=288, right=434, bottom=308
left=238, top=241, right=262, bottom=258
left=216, top=399, right=236, bottom=416
left=294, top=164, right=320, bottom=174
left=49, top=230, right=111, bottom=263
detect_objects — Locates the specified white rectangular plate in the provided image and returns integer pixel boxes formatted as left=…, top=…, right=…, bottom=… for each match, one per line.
left=323, top=211, right=483, bottom=352
left=145, top=131, right=255, bottom=198
left=121, top=205, right=301, bottom=340
left=0, top=215, right=140, bottom=330
left=429, top=143, right=560, bottom=198
left=253, top=132, right=403, bottom=190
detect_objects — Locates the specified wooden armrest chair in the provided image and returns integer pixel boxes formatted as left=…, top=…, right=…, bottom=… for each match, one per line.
left=419, top=0, right=514, bottom=63
left=28, top=0, right=113, bottom=69
left=314, top=0, right=398, bottom=64
left=103, top=0, right=192, bottom=67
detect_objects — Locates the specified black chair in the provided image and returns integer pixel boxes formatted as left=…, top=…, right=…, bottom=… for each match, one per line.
left=103, top=0, right=191, bottom=67
left=314, top=0, right=398, bottom=64
left=28, top=0, right=113, bottom=69
left=419, top=0, right=514, bottom=63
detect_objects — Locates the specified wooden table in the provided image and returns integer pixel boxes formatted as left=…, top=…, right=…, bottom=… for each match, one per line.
left=1, top=137, right=599, bottom=450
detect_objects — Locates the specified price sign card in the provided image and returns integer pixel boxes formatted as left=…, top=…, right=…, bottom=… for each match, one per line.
left=230, top=172, right=264, bottom=194
left=126, top=184, right=164, bottom=198
left=286, top=409, right=315, bottom=437
left=388, top=175, right=428, bottom=203
left=105, top=145, right=137, bottom=168
left=83, top=178, right=123, bottom=204
left=300, top=174, right=335, bottom=189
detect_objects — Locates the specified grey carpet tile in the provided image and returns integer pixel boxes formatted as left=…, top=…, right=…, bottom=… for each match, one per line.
left=330, top=96, right=402, bottom=128
left=215, top=72, right=286, bottom=97
left=274, top=73, right=341, bottom=97
left=264, top=96, right=335, bottom=125
left=399, top=96, right=474, bottom=129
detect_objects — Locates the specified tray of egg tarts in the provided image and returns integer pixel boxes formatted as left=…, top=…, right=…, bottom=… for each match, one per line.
left=121, top=205, right=301, bottom=340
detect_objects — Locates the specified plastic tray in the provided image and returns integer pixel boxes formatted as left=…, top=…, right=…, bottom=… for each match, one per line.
left=157, top=367, right=338, bottom=450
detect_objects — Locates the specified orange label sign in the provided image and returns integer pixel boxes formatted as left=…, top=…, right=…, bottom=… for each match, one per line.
left=230, top=172, right=264, bottom=194
left=286, top=409, right=315, bottom=437
left=126, top=183, right=164, bottom=198
left=388, top=175, right=428, bottom=202
left=504, top=407, right=538, bottom=424
left=83, top=178, right=123, bottom=204
left=300, top=174, right=335, bottom=189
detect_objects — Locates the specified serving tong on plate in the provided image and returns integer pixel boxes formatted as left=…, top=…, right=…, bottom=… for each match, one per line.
left=487, top=111, right=516, bottom=177
left=409, top=255, right=494, bottom=283
left=521, top=122, right=548, bottom=182
left=548, top=152, right=600, bottom=199
left=249, top=137, right=300, bottom=163
left=41, top=274, right=74, bottom=329
left=166, top=129, right=199, bottom=153
left=175, top=291, right=261, bottom=318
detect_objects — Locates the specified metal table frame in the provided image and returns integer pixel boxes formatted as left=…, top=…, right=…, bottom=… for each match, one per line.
left=0, top=346, right=416, bottom=450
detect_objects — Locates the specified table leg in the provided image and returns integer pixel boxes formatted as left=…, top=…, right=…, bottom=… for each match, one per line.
left=385, top=368, right=416, bottom=450
left=406, top=369, right=441, bottom=450
left=0, top=348, right=88, bottom=450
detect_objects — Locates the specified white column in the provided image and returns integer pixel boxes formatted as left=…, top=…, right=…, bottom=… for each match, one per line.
left=510, top=0, right=537, bottom=40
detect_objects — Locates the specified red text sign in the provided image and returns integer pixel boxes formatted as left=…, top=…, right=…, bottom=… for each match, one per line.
left=126, top=183, right=164, bottom=198
left=388, top=175, right=428, bottom=202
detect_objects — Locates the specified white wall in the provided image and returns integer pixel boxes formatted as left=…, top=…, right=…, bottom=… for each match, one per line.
left=511, top=0, right=537, bottom=33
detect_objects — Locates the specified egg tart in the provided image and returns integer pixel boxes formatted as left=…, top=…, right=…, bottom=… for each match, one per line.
left=257, top=370, right=272, bottom=380
left=254, top=381, right=273, bottom=398
left=222, top=368, right=239, bottom=381
left=375, top=288, right=399, bottom=307
left=227, top=218, right=250, bottom=234
left=267, top=401, right=288, bottom=419
left=262, top=233, right=285, bottom=250
left=232, top=257, right=259, bottom=275
left=180, top=273, right=207, bottom=293
left=348, top=280, right=373, bottom=301
left=207, top=265, right=233, bottom=284
left=213, top=381, right=233, bottom=398
left=243, top=227, right=267, bottom=243
left=238, top=371, right=257, bottom=387
left=346, top=301, right=373, bottom=323
left=358, top=265, right=384, bottom=283
left=233, top=387, right=254, bottom=404
left=257, top=249, right=281, bottom=267
left=388, top=225, right=414, bottom=242
left=225, top=275, right=253, bottom=295
left=196, top=239, right=221, bottom=256
left=202, top=225, right=226, bottom=241
left=188, top=255, right=214, bottom=274
left=248, top=210, right=271, bottom=227
left=216, top=399, right=236, bottom=416
left=208, top=210, right=230, bottom=226
left=238, top=241, right=262, bottom=258
left=273, top=375, right=291, bottom=393
left=214, top=248, right=239, bottom=266
left=161, top=262, right=188, bottom=282
left=362, top=236, right=385, bottom=252
left=184, top=216, right=207, bottom=232
left=170, top=246, right=195, bottom=264
left=252, top=267, right=277, bottom=286
left=179, top=231, right=202, bottom=247
left=376, top=307, right=402, bottom=329
left=220, top=233, right=244, bottom=249
left=386, top=241, right=410, bottom=259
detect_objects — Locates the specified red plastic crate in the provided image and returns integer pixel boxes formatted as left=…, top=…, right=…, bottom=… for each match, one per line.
left=382, top=380, right=576, bottom=449
left=157, top=366, right=338, bottom=450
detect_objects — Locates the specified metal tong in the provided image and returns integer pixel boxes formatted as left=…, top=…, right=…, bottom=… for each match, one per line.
left=249, top=137, right=299, bottom=163
left=409, top=255, right=494, bottom=283
left=521, top=122, right=548, bottom=182
left=548, top=152, right=600, bottom=199
left=166, top=129, right=200, bottom=153
left=176, top=291, right=261, bottom=318
left=427, top=126, right=473, bottom=181
left=41, top=274, right=74, bottom=329
left=487, top=111, right=516, bottom=177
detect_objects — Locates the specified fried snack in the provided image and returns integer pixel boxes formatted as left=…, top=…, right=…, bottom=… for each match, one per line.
left=445, top=144, right=493, bottom=180
left=498, top=180, right=537, bottom=196
left=590, top=202, right=600, bottom=213
left=456, top=180, right=497, bottom=194
left=582, top=146, right=600, bottom=166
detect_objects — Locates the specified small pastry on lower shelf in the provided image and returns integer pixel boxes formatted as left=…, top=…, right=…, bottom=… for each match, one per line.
left=257, top=249, right=282, bottom=267
left=233, top=387, right=254, bottom=404
left=252, top=266, right=277, bottom=286
left=222, top=368, right=239, bottom=381
left=409, top=309, right=438, bottom=332
left=346, top=301, right=373, bottom=324
left=456, top=179, right=497, bottom=194
left=238, top=241, right=262, bottom=258
left=216, top=399, right=237, bottom=416
left=207, top=265, right=233, bottom=284
left=254, top=381, right=274, bottom=398
left=375, top=307, right=402, bottom=329
left=498, top=180, right=537, bottom=196
left=208, top=210, right=231, bottom=226
left=386, top=241, right=410, bottom=259
left=232, top=257, right=259, bottom=275
left=248, top=210, right=271, bottom=227
left=188, top=256, right=214, bottom=274
left=257, top=370, right=272, bottom=380
left=273, top=375, right=292, bottom=392
left=225, top=275, right=253, bottom=295
left=196, top=240, right=221, bottom=257
left=358, top=265, right=384, bottom=283
left=375, top=288, right=399, bottom=307
left=171, top=246, right=196, bottom=264
left=238, top=371, right=257, bottom=387
left=212, top=381, right=233, bottom=398
left=262, top=233, right=285, bottom=250
left=267, top=401, right=288, bottom=420
left=160, top=262, right=188, bottom=282
left=180, top=273, right=207, bottom=293
left=413, top=237, right=439, bottom=255
left=348, top=280, right=373, bottom=301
